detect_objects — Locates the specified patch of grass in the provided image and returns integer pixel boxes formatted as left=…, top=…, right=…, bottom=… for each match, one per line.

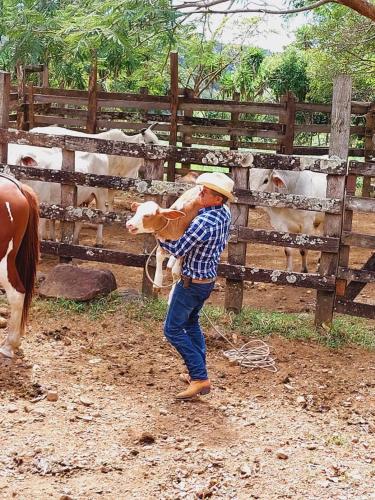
left=326, top=433, right=346, bottom=446
left=32, top=294, right=375, bottom=350
left=34, top=292, right=122, bottom=320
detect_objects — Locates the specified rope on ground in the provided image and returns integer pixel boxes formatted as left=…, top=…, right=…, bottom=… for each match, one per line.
left=202, top=310, right=277, bottom=372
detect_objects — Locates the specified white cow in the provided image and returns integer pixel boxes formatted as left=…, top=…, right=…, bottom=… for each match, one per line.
left=249, top=168, right=327, bottom=272
left=8, top=124, right=160, bottom=245
left=7, top=144, right=109, bottom=245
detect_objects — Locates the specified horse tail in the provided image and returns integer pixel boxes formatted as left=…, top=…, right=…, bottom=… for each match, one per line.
left=16, top=184, right=40, bottom=329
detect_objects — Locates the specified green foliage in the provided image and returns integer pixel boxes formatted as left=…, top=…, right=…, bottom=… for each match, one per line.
left=259, top=47, right=309, bottom=101
left=294, top=5, right=375, bottom=102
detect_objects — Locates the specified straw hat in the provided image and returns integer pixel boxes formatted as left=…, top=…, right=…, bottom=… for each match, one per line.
left=196, top=172, right=235, bottom=202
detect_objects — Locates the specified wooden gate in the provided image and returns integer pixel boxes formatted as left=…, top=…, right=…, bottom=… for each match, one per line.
left=335, top=159, right=375, bottom=319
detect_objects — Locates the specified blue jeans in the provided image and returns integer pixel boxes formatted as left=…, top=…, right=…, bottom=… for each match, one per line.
left=164, top=280, right=215, bottom=381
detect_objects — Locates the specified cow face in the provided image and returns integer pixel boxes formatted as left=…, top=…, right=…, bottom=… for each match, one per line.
left=126, top=201, right=185, bottom=235
left=249, top=168, right=287, bottom=193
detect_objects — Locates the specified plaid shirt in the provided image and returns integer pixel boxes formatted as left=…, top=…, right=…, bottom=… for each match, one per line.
left=159, top=204, right=231, bottom=279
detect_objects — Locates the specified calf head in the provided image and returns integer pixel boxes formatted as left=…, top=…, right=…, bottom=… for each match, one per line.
left=140, top=124, right=159, bottom=145
left=126, top=201, right=185, bottom=235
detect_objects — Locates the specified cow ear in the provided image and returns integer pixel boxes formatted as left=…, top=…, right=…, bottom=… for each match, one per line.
left=160, top=209, right=186, bottom=220
left=271, top=173, right=286, bottom=188
left=21, top=155, right=37, bottom=167
left=140, top=128, right=147, bottom=135
left=131, top=202, right=140, bottom=212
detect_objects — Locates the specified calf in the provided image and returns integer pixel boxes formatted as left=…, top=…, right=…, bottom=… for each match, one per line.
left=126, top=186, right=202, bottom=294
left=249, top=168, right=327, bottom=272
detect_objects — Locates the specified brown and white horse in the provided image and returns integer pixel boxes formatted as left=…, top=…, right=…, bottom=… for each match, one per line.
left=0, top=174, right=39, bottom=358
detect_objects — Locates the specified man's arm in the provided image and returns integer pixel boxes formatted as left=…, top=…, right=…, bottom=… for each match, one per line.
left=158, top=219, right=207, bottom=258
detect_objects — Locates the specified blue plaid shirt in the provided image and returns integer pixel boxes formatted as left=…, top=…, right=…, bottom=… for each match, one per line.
left=159, top=204, right=231, bottom=279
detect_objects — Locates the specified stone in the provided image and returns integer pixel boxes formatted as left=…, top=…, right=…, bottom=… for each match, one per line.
left=46, top=391, right=58, bottom=402
left=117, top=288, right=143, bottom=304
left=0, top=317, right=7, bottom=328
left=0, top=306, right=9, bottom=317
left=38, top=264, right=117, bottom=301
left=276, top=450, right=289, bottom=460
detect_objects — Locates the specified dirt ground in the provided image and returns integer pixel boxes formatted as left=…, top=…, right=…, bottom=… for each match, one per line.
left=0, top=199, right=374, bottom=499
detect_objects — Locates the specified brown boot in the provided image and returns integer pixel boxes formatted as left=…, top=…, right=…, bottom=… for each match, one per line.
left=175, top=379, right=211, bottom=400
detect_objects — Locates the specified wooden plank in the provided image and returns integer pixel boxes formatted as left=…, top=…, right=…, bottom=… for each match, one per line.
left=1, top=129, right=347, bottom=173
left=278, top=91, right=296, bottom=155
left=295, top=101, right=369, bottom=114
left=26, top=85, right=35, bottom=130
left=345, top=196, right=375, bottom=213
left=180, top=124, right=280, bottom=139
left=181, top=88, right=194, bottom=169
left=39, top=203, right=129, bottom=224
left=315, top=75, right=351, bottom=327
left=86, top=55, right=97, bottom=133
left=34, top=115, right=87, bottom=128
left=235, top=226, right=339, bottom=252
left=293, top=146, right=364, bottom=157
left=41, top=241, right=147, bottom=267
left=348, top=161, right=375, bottom=176
left=0, top=72, right=10, bottom=163
left=337, top=267, right=375, bottom=283
left=362, top=104, right=375, bottom=196
left=180, top=99, right=283, bottom=115
left=225, top=165, right=248, bottom=313
left=219, top=264, right=335, bottom=290
left=295, top=124, right=365, bottom=134
left=59, top=149, right=77, bottom=264
left=342, top=232, right=375, bottom=248
left=344, top=253, right=375, bottom=300
left=335, top=299, right=375, bottom=319
left=167, top=51, right=179, bottom=181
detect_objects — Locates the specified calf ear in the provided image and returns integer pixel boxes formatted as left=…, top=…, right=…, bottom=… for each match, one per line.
left=20, top=155, right=38, bottom=167
left=160, top=209, right=186, bottom=220
left=271, top=172, right=286, bottom=189
left=131, top=202, right=140, bottom=212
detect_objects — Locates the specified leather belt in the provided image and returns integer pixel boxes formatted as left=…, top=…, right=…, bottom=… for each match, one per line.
left=181, top=275, right=215, bottom=288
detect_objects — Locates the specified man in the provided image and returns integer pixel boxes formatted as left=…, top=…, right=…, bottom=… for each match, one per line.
left=158, top=172, right=235, bottom=400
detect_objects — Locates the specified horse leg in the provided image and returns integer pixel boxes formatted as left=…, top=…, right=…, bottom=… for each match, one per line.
left=0, top=284, right=25, bottom=358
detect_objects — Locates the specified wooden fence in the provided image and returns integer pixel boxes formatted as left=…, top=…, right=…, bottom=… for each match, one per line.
left=1, top=71, right=374, bottom=323
left=11, top=56, right=374, bottom=183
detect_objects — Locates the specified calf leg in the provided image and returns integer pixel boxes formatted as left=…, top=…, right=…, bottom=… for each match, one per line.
left=300, top=249, right=308, bottom=273
left=154, top=246, right=166, bottom=291
left=284, top=247, right=294, bottom=272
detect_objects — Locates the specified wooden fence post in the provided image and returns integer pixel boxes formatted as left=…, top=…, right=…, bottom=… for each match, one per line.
left=16, top=63, right=27, bottom=131
left=86, top=54, right=98, bottom=133
left=0, top=72, right=10, bottom=164
left=225, top=165, right=249, bottom=313
left=141, top=159, right=165, bottom=297
left=167, top=51, right=179, bottom=181
left=230, top=91, right=240, bottom=151
left=315, top=75, right=351, bottom=328
left=27, top=84, right=35, bottom=130
left=60, top=149, right=77, bottom=263
left=278, top=91, right=296, bottom=155
left=362, top=103, right=375, bottom=197
left=181, top=87, right=194, bottom=171
left=140, top=87, right=149, bottom=124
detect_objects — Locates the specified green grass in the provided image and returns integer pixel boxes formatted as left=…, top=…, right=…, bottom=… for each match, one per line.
left=32, top=295, right=375, bottom=350
left=34, top=292, right=122, bottom=320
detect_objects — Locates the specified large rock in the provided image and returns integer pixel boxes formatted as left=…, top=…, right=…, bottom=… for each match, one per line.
left=39, top=264, right=117, bottom=301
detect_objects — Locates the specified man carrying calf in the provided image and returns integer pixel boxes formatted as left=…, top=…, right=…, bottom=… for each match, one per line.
left=158, top=172, right=234, bottom=400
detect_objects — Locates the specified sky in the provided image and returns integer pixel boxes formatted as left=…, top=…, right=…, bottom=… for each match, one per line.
left=198, top=2, right=310, bottom=52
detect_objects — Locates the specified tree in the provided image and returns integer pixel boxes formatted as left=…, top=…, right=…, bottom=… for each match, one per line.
left=174, top=0, right=375, bottom=23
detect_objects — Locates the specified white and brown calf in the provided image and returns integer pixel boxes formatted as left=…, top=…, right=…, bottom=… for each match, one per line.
left=126, top=186, right=201, bottom=293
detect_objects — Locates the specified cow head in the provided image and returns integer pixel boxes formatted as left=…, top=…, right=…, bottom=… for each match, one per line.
left=126, top=201, right=185, bottom=235
left=249, top=168, right=287, bottom=193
